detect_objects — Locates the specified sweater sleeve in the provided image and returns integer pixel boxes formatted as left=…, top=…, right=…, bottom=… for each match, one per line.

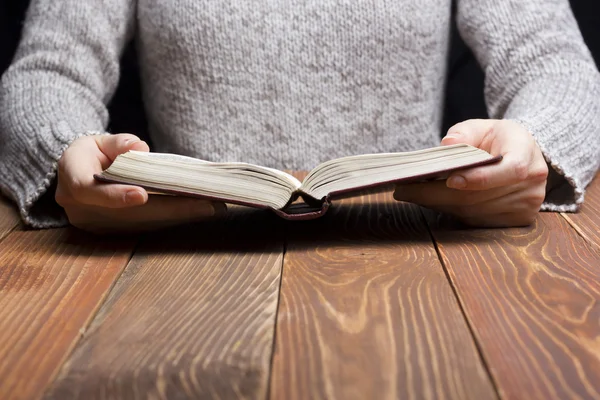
left=457, top=0, right=600, bottom=212
left=0, top=0, right=136, bottom=228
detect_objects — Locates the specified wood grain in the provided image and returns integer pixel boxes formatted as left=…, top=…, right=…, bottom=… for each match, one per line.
left=0, top=228, right=135, bottom=400
left=426, top=211, right=600, bottom=400
left=270, top=192, right=497, bottom=400
left=561, top=173, right=600, bottom=250
left=0, top=195, right=21, bottom=241
left=44, top=209, right=284, bottom=399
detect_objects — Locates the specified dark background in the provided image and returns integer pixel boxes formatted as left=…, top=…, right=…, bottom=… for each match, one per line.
left=1, top=0, right=599, bottom=145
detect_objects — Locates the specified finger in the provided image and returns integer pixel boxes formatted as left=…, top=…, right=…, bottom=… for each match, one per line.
left=458, top=183, right=545, bottom=217
left=446, top=138, right=547, bottom=191
left=445, top=150, right=530, bottom=191
left=127, top=195, right=225, bottom=223
left=441, top=119, right=497, bottom=148
left=67, top=179, right=148, bottom=209
left=393, top=180, right=519, bottom=208
left=94, top=133, right=150, bottom=165
left=68, top=196, right=227, bottom=233
left=59, top=142, right=148, bottom=208
left=443, top=121, right=546, bottom=191
left=441, top=119, right=502, bottom=190
left=428, top=184, right=545, bottom=219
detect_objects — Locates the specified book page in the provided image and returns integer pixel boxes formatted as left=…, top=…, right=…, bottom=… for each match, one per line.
left=302, top=144, right=497, bottom=200
left=99, top=151, right=302, bottom=209
left=132, top=151, right=303, bottom=188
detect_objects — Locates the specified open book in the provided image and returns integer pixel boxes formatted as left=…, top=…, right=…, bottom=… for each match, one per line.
left=95, top=144, right=501, bottom=220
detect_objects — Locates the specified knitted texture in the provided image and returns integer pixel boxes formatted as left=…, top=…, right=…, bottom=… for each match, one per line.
left=1, top=0, right=599, bottom=227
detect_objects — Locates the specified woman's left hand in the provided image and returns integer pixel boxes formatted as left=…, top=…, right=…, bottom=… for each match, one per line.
left=393, top=119, right=549, bottom=227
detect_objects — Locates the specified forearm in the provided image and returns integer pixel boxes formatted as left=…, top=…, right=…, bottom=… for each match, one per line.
left=0, top=72, right=107, bottom=227
left=458, top=0, right=600, bottom=211
left=504, top=69, right=600, bottom=211
left=0, top=0, right=136, bottom=227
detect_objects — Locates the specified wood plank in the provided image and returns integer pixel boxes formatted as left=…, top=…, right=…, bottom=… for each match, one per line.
left=44, top=208, right=284, bottom=399
left=0, top=195, right=21, bottom=241
left=271, top=193, right=497, bottom=400
left=0, top=228, right=136, bottom=400
left=561, top=173, right=600, bottom=250
left=426, top=211, right=600, bottom=400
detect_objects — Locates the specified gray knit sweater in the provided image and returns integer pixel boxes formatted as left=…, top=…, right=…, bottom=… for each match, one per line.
left=1, top=0, right=599, bottom=228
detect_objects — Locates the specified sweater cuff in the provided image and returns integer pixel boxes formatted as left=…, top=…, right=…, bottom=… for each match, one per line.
left=510, top=117, right=597, bottom=213
left=0, top=67, right=110, bottom=228
left=502, top=67, right=600, bottom=213
left=0, top=126, right=102, bottom=228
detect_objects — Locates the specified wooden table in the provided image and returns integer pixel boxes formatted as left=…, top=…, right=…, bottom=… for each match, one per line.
left=1, top=173, right=600, bottom=400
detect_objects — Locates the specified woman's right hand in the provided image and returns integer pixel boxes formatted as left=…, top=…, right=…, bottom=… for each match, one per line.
left=55, top=133, right=225, bottom=233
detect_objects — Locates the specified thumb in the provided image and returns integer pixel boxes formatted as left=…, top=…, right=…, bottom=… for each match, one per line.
left=94, top=133, right=150, bottom=163
left=441, top=119, right=497, bottom=149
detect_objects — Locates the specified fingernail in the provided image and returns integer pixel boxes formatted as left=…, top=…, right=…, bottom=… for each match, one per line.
left=125, top=190, right=142, bottom=204
left=444, top=132, right=460, bottom=139
left=447, top=176, right=466, bottom=189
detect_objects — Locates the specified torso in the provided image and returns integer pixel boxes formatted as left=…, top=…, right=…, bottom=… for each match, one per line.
left=136, top=0, right=452, bottom=169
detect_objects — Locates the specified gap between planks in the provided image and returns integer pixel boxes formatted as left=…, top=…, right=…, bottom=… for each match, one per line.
left=560, top=213, right=599, bottom=251
left=44, top=208, right=285, bottom=400
left=266, top=169, right=304, bottom=400
left=0, top=196, right=22, bottom=242
left=558, top=172, right=600, bottom=252
left=266, top=221, right=289, bottom=400
left=269, top=193, right=496, bottom=400
left=41, top=239, right=140, bottom=394
left=0, top=228, right=138, bottom=400
left=425, top=210, right=600, bottom=399
left=419, top=207, right=502, bottom=400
